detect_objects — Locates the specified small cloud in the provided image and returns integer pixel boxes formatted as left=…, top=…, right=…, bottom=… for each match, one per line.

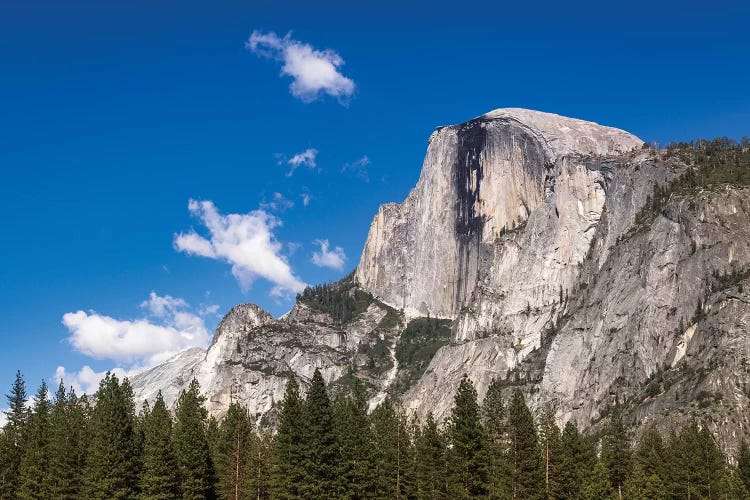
left=260, top=192, right=294, bottom=212
left=53, top=365, right=129, bottom=396
left=342, top=155, right=370, bottom=182
left=198, top=304, right=221, bottom=316
left=174, top=199, right=307, bottom=294
left=246, top=31, right=356, bottom=104
left=311, top=239, right=346, bottom=270
left=285, top=148, right=318, bottom=177
left=300, top=193, right=312, bottom=207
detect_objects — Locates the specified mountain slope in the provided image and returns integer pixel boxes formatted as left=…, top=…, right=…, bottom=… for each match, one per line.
left=131, top=110, right=750, bottom=450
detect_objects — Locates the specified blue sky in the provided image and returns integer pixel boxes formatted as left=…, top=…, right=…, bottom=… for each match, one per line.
left=1, top=0, right=749, bottom=395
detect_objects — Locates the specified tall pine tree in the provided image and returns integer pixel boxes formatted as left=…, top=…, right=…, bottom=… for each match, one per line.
left=301, top=368, right=339, bottom=499
left=557, top=421, right=596, bottom=499
left=414, top=413, right=448, bottom=499
left=271, top=375, right=306, bottom=499
left=482, top=379, right=511, bottom=499
left=46, top=383, right=87, bottom=498
left=447, top=376, right=488, bottom=498
left=507, top=388, right=543, bottom=500
left=173, top=378, right=215, bottom=500
left=537, top=403, right=561, bottom=499
left=139, top=391, right=180, bottom=499
left=82, top=373, right=140, bottom=499
left=600, top=406, right=631, bottom=499
left=1, top=370, right=28, bottom=499
left=334, top=379, right=375, bottom=499
left=19, top=380, right=52, bottom=499
left=215, top=401, right=254, bottom=500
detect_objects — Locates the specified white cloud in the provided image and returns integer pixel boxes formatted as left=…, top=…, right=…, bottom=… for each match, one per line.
left=247, top=31, right=355, bottom=104
left=174, top=199, right=307, bottom=294
left=260, top=192, right=294, bottom=212
left=311, top=239, right=347, bottom=270
left=285, top=148, right=318, bottom=176
left=300, top=193, right=312, bottom=207
left=342, top=155, right=371, bottom=182
left=53, top=365, right=129, bottom=396
left=62, top=292, right=211, bottom=368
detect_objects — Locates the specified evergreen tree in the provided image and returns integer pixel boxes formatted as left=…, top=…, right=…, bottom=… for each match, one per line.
left=557, top=421, right=596, bottom=500
left=668, top=422, right=727, bottom=499
left=1, top=370, right=28, bottom=499
left=414, top=414, right=448, bottom=499
left=507, top=388, right=543, bottom=500
left=245, top=430, right=273, bottom=500
left=482, top=378, right=512, bottom=499
left=447, top=376, right=488, bottom=498
left=47, top=383, right=86, bottom=498
left=600, top=406, right=631, bottom=499
left=82, top=373, right=140, bottom=499
left=139, top=391, right=179, bottom=499
left=271, top=375, right=306, bottom=499
left=738, top=440, right=750, bottom=496
left=371, top=399, right=416, bottom=499
left=537, top=403, right=561, bottom=499
left=582, top=460, right=615, bottom=500
left=19, top=380, right=52, bottom=499
left=301, top=368, right=339, bottom=499
left=636, top=426, right=667, bottom=482
left=335, top=380, right=375, bottom=499
left=622, top=462, right=667, bottom=500
left=215, top=401, right=253, bottom=500
left=173, top=378, right=214, bottom=500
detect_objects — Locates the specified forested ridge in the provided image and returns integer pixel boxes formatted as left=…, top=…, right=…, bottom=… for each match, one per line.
left=1, top=370, right=749, bottom=499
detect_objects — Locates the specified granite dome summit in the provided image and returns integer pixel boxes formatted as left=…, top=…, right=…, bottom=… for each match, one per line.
left=132, top=108, right=750, bottom=452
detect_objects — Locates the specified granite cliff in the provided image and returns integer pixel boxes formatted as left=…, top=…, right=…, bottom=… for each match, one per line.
left=131, top=109, right=750, bottom=450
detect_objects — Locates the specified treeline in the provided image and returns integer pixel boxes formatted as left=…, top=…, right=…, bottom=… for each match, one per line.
left=2, top=370, right=750, bottom=499
left=296, top=274, right=374, bottom=324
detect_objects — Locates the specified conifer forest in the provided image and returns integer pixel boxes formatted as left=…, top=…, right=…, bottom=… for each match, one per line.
left=1, top=368, right=749, bottom=499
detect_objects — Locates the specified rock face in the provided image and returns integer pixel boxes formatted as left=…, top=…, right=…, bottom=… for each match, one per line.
left=131, top=108, right=750, bottom=451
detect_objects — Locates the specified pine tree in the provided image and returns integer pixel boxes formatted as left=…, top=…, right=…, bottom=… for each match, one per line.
left=82, top=373, right=140, bottom=499
left=507, top=388, right=543, bottom=500
left=47, top=382, right=86, bottom=498
left=215, top=401, right=253, bottom=500
left=414, top=414, right=448, bottom=499
left=301, top=368, right=339, bottom=499
left=557, top=421, right=596, bottom=499
left=582, top=460, right=615, bottom=500
left=600, top=406, right=631, bottom=499
left=371, top=399, right=416, bottom=499
left=139, top=391, right=179, bottom=499
left=1, top=370, right=28, bottom=499
left=245, top=430, right=273, bottom=500
left=668, top=422, right=727, bottom=499
left=335, top=379, right=375, bottom=499
left=636, top=426, right=667, bottom=482
left=738, top=440, right=750, bottom=495
left=173, top=378, right=214, bottom=500
left=271, top=375, right=306, bottom=499
left=19, top=380, right=52, bottom=499
left=623, top=462, right=667, bottom=500
left=482, top=378, right=512, bottom=499
left=447, top=376, right=488, bottom=498
left=537, top=403, right=561, bottom=499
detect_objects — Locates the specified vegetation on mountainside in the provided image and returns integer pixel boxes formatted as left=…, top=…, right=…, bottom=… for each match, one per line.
left=2, top=369, right=749, bottom=499
left=391, top=317, right=453, bottom=395
left=296, top=273, right=374, bottom=324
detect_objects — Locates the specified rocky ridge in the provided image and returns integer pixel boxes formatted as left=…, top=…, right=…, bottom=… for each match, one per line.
left=131, top=109, right=750, bottom=450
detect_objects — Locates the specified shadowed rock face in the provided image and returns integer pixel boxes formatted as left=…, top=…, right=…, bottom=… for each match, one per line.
left=131, top=109, right=750, bottom=452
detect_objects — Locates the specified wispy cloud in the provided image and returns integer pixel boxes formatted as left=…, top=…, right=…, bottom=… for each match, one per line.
left=174, top=199, right=307, bottom=295
left=285, top=148, right=318, bottom=176
left=311, top=239, right=347, bottom=270
left=246, top=31, right=355, bottom=104
left=300, top=192, right=312, bottom=207
left=342, top=155, right=371, bottom=182
left=260, top=192, right=294, bottom=212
